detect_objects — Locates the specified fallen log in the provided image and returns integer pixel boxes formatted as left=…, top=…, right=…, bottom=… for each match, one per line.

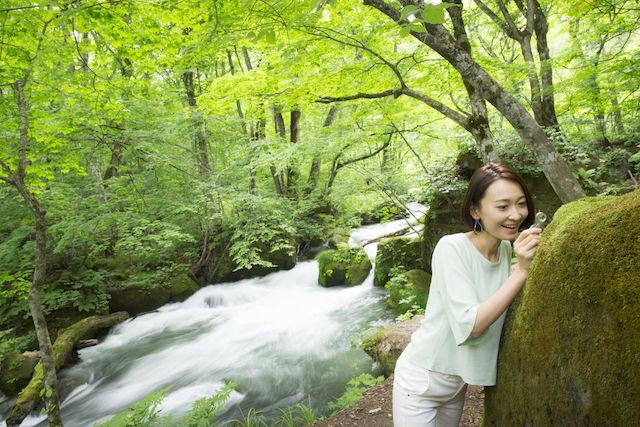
left=6, top=311, right=129, bottom=426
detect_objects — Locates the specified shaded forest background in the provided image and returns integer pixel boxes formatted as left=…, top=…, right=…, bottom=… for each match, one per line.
left=0, top=0, right=638, bottom=424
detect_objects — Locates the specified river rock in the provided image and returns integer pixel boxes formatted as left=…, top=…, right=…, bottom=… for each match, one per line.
left=108, top=273, right=199, bottom=315
left=484, top=189, right=640, bottom=425
left=374, top=237, right=424, bottom=287
left=0, top=351, right=40, bottom=396
left=316, top=247, right=371, bottom=287
left=363, top=315, right=423, bottom=376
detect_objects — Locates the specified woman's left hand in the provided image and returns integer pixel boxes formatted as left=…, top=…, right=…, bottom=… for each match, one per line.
left=513, top=228, right=541, bottom=272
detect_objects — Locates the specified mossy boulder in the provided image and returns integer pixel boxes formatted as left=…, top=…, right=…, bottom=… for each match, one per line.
left=374, top=237, right=424, bottom=287
left=385, top=269, right=432, bottom=315
left=484, top=189, right=640, bottom=425
left=316, top=248, right=372, bottom=287
left=363, top=315, right=423, bottom=376
left=0, top=351, right=40, bottom=396
left=108, top=284, right=172, bottom=315
left=168, top=273, right=200, bottom=301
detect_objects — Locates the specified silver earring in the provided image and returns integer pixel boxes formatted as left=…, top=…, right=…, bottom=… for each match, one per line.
left=473, top=219, right=483, bottom=234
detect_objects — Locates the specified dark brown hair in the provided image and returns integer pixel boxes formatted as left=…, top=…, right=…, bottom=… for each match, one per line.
left=460, top=163, right=535, bottom=230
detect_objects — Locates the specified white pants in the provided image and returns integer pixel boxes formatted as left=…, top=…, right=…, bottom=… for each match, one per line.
left=393, top=353, right=467, bottom=427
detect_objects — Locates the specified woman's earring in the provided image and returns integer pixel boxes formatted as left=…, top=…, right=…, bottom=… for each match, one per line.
left=473, top=219, right=483, bottom=234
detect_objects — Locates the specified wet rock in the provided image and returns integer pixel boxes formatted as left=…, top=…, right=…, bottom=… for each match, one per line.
left=363, top=315, right=423, bottom=376
left=317, top=248, right=372, bottom=287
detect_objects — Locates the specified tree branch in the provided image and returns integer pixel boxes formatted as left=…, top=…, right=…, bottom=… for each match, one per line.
left=401, top=88, right=469, bottom=128
left=301, top=25, right=408, bottom=88
left=336, top=134, right=392, bottom=170
left=317, top=89, right=401, bottom=103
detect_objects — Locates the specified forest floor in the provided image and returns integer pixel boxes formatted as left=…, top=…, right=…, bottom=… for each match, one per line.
left=310, top=374, right=484, bottom=427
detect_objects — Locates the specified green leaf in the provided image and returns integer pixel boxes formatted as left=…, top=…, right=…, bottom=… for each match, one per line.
left=422, top=2, right=460, bottom=24
left=399, top=5, right=420, bottom=21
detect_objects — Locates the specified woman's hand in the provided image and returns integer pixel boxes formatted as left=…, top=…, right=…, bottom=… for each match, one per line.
left=513, top=228, right=542, bottom=272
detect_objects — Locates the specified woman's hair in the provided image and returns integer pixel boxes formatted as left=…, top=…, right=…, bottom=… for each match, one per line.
left=460, top=163, right=535, bottom=230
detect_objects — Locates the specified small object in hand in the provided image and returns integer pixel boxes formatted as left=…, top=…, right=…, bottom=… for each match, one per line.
left=530, top=211, right=547, bottom=230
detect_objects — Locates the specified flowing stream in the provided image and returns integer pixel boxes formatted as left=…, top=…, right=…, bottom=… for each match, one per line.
left=1, top=204, right=425, bottom=427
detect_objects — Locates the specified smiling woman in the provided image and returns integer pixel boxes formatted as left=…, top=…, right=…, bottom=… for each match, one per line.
left=392, top=163, right=541, bottom=427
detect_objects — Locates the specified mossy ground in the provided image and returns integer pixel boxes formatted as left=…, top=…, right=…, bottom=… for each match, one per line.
left=485, top=189, right=640, bottom=425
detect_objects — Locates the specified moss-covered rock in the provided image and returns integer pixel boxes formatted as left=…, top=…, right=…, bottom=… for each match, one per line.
left=374, top=237, right=424, bottom=287
left=0, top=351, right=40, bottom=396
left=484, top=189, right=640, bottom=426
left=363, top=315, right=423, bottom=376
left=168, top=273, right=200, bottom=302
left=385, top=269, right=431, bottom=315
left=316, top=248, right=372, bottom=287
left=108, top=284, right=171, bottom=315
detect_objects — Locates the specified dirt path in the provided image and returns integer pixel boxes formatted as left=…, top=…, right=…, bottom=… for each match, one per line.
left=311, top=375, right=483, bottom=427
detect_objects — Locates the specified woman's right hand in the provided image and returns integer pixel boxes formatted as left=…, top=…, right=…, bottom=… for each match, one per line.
left=513, top=228, right=542, bottom=272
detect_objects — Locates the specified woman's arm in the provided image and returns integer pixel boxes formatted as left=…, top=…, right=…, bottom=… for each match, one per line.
left=470, top=228, right=541, bottom=338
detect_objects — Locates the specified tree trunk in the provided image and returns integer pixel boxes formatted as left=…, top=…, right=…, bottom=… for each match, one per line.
left=307, top=106, right=338, bottom=193
left=448, top=1, right=500, bottom=163
left=363, top=0, right=585, bottom=202
left=182, top=70, right=210, bottom=178
left=568, top=19, right=609, bottom=146
left=272, top=108, right=287, bottom=195
left=531, top=0, right=561, bottom=128
left=287, top=108, right=301, bottom=198
left=7, top=313, right=129, bottom=426
left=610, top=91, right=625, bottom=135
left=5, top=79, right=63, bottom=427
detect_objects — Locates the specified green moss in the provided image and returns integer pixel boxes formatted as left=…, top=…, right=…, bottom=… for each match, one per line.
left=108, top=284, right=171, bottom=315
left=484, top=189, right=640, bottom=425
left=168, top=273, right=199, bottom=301
left=0, top=351, right=39, bottom=396
left=374, top=237, right=424, bottom=287
left=316, top=248, right=372, bottom=287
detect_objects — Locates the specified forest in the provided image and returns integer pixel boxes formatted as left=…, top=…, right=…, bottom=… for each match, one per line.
left=1, top=0, right=638, bottom=426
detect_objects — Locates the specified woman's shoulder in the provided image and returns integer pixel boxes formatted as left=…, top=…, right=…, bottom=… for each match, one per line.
left=435, top=232, right=469, bottom=253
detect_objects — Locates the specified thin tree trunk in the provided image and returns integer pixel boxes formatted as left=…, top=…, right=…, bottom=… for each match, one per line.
left=6, top=79, right=63, bottom=427
left=307, top=106, right=338, bottom=192
left=474, top=0, right=562, bottom=132
left=287, top=108, right=301, bottom=197
left=272, top=107, right=287, bottom=195
left=531, top=0, right=561, bottom=128
left=449, top=1, right=500, bottom=163
left=610, top=91, right=625, bottom=135
left=182, top=70, right=210, bottom=178
left=242, top=47, right=253, bottom=71
left=568, top=19, right=609, bottom=146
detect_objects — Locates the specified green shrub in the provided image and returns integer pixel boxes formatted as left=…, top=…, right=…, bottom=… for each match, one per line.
left=327, top=373, right=384, bottom=414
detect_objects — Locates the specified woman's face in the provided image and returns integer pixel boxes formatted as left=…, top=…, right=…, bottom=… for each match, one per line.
left=472, top=179, right=529, bottom=241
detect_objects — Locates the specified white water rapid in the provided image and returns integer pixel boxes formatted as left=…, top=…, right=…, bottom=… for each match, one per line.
left=1, top=204, right=425, bottom=427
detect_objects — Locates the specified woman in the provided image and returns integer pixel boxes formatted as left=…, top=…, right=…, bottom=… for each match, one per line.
left=392, top=163, right=542, bottom=426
